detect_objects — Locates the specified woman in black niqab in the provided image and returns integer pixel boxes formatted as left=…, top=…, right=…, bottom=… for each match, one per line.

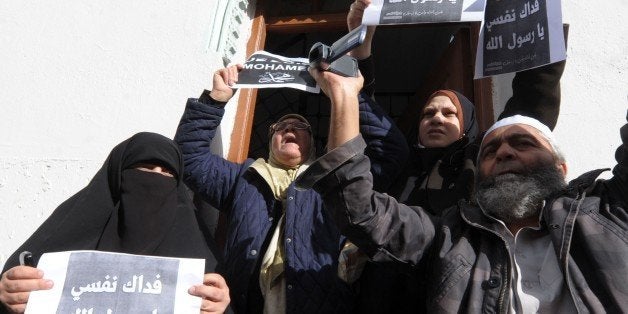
left=1, top=132, right=218, bottom=274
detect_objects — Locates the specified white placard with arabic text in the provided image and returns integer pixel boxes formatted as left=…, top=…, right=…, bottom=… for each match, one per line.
left=362, top=0, right=486, bottom=25
left=25, top=250, right=204, bottom=314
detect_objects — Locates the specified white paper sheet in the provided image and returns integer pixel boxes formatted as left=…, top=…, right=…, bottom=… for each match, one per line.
left=25, top=250, right=204, bottom=314
left=362, top=0, right=486, bottom=25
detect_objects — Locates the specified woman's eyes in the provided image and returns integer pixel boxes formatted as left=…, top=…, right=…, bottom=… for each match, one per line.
left=422, top=110, right=457, bottom=117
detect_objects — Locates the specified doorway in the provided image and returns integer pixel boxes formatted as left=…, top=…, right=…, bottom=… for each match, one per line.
left=229, top=0, right=493, bottom=162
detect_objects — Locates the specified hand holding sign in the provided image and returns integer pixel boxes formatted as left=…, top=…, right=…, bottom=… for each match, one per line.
left=0, top=266, right=53, bottom=314
left=189, top=273, right=230, bottom=314
left=210, top=64, right=244, bottom=103
left=347, top=0, right=376, bottom=60
left=232, top=51, right=320, bottom=93
left=22, top=251, right=209, bottom=314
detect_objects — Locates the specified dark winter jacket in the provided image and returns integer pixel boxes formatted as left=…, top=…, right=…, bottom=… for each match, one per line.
left=297, top=113, right=628, bottom=313
left=355, top=56, right=565, bottom=314
left=174, top=92, right=408, bottom=314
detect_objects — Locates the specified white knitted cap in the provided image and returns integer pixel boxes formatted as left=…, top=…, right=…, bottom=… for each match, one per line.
left=481, top=115, right=564, bottom=161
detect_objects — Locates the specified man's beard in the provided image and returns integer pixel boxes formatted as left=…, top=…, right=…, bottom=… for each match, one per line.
left=475, top=163, right=566, bottom=224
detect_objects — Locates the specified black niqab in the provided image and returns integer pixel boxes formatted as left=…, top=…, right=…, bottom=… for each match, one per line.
left=2, top=132, right=218, bottom=274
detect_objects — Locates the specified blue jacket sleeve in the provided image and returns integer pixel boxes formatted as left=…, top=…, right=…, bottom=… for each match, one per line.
left=359, top=92, right=409, bottom=192
left=174, top=96, right=245, bottom=212
left=358, top=55, right=376, bottom=98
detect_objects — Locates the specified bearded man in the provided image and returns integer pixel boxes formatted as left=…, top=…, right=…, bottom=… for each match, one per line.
left=302, top=66, right=628, bottom=313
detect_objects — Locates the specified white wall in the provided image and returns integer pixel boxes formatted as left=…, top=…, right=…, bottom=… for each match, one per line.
left=0, top=1, right=251, bottom=267
left=492, top=0, right=627, bottom=180
left=558, top=0, right=627, bottom=179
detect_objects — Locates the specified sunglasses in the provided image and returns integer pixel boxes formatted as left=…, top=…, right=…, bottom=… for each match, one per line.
left=270, top=121, right=311, bottom=133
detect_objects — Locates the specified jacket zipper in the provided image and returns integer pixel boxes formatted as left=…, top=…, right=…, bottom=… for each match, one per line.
left=460, top=204, right=511, bottom=313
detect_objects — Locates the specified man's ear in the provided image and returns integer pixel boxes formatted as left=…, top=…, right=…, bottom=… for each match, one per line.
left=558, top=162, right=568, bottom=177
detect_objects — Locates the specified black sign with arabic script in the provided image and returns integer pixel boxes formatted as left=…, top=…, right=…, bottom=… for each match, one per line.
left=482, top=0, right=550, bottom=76
left=57, top=252, right=179, bottom=313
left=379, top=0, right=464, bottom=24
left=235, top=51, right=319, bottom=93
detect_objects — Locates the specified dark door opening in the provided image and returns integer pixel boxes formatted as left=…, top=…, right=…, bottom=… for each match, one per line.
left=248, top=23, right=492, bottom=159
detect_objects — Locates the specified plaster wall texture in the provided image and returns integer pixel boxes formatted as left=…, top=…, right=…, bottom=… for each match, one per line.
left=0, top=0, right=251, bottom=266
left=492, top=0, right=628, bottom=180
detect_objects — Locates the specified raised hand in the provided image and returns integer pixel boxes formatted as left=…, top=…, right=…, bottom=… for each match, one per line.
left=309, top=67, right=363, bottom=104
left=209, top=64, right=244, bottom=103
left=347, top=0, right=376, bottom=60
left=309, top=66, right=363, bottom=150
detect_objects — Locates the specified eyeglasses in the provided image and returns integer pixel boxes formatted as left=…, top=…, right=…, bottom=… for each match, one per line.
left=270, top=121, right=311, bottom=133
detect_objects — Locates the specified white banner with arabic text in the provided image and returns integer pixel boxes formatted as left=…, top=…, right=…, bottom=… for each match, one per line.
left=25, top=251, right=204, bottom=314
left=362, top=0, right=486, bottom=25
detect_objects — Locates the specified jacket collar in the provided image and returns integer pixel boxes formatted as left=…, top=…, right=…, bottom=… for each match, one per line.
left=459, top=201, right=513, bottom=240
